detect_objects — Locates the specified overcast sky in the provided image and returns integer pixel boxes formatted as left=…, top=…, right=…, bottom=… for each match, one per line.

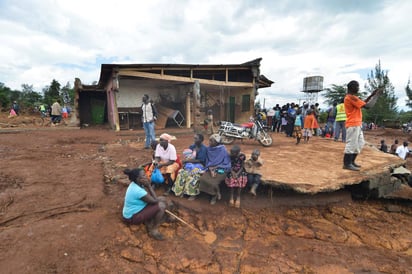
left=1, top=0, right=411, bottom=110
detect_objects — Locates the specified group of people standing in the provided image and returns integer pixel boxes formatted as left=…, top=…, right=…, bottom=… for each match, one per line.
left=264, top=100, right=347, bottom=143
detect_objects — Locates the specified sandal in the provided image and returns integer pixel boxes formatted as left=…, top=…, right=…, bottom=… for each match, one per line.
left=229, top=199, right=235, bottom=206
left=235, top=199, right=241, bottom=208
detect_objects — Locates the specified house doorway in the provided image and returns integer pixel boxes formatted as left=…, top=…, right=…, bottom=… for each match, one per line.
left=79, top=91, right=107, bottom=126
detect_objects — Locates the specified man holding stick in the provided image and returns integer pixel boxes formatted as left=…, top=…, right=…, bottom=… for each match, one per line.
left=343, top=80, right=383, bottom=171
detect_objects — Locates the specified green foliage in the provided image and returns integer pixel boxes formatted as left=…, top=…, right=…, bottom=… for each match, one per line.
left=43, top=79, right=61, bottom=106
left=20, top=84, right=43, bottom=111
left=322, top=84, right=346, bottom=105
left=318, top=111, right=328, bottom=124
left=0, top=82, right=12, bottom=110
left=0, top=79, right=76, bottom=114
left=0, top=79, right=77, bottom=114
left=398, top=110, right=412, bottom=124
left=363, top=61, right=398, bottom=125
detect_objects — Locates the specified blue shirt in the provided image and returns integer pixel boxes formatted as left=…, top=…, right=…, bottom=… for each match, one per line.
left=122, top=182, right=148, bottom=219
left=189, top=143, right=208, bottom=165
left=294, top=114, right=303, bottom=126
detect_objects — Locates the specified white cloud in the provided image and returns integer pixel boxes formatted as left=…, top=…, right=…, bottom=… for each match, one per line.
left=0, top=0, right=411, bottom=110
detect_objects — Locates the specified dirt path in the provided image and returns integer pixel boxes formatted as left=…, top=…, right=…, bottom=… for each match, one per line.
left=0, top=114, right=411, bottom=273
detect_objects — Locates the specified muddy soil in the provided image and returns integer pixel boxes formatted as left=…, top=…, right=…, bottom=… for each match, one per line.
left=0, top=114, right=411, bottom=273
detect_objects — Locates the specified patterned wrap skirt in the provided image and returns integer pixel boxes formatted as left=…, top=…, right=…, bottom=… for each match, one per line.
left=225, top=172, right=248, bottom=188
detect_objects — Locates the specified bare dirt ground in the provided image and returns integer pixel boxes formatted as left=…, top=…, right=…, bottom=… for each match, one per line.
left=0, top=114, right=411, bottom=274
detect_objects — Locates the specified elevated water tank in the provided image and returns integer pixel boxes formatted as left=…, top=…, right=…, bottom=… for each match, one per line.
left=302, top=76, right=324, bottom=93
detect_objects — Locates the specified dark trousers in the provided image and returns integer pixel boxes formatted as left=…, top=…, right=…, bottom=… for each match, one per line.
left=247, top=173, right=261, bottom=187
left=272, top=119, right=281, bottom=132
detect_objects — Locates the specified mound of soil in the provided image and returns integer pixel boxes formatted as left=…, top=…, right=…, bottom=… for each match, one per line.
left=0, top=113, right=411, bottom=273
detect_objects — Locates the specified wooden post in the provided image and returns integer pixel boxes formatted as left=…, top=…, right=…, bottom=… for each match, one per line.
left=186, top=91, right=191, bottom=129
left=193, top=80, right=202, bottom=132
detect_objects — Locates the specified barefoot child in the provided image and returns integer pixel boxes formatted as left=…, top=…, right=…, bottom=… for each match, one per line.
left=225, top=145, right=248, bottom=208
left=244, top=149, right=263, bottom=196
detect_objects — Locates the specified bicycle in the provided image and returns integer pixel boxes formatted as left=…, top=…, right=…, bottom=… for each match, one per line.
left=33, top=111, right=51, bottom=127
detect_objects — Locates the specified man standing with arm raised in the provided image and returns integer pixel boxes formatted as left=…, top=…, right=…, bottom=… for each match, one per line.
left=343, top=80, right=383, bottom=171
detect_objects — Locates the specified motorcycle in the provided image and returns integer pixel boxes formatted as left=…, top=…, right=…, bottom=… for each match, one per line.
left=218, top=118, right=273, bottom=147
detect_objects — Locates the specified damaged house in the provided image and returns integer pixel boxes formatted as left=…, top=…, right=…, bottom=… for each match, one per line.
left=73, top=58, right=273, bottom=130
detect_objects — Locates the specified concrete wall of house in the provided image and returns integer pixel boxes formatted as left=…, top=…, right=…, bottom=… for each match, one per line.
left=236, top=89, right=255, bottom=122
left=116, top=79, right=255, bottom=127
left=117, top=79, right=189, bottom=108
left=200, top=88, right=254, bottom=123
left=116, top=80, right=160, bottom=107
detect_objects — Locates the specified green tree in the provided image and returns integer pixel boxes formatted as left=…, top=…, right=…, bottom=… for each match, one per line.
left=21, top=84, right=43, bottom=111
left=363, top=61, right=398, bottom=125
left=322, top=84, right=347, bottom=105
left=0, top=82, right=12, bottom=110
left=405, top=79, right=412, bottom=109
left=43, top=79, right=61, bottom=106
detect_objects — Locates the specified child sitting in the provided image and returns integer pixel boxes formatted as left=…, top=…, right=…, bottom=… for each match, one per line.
left=244, top=149, right=264, bottom=196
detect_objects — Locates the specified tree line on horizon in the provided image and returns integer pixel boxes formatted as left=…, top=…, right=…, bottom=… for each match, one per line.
left=0, top=79, right=74, bottom=113
left=1, top=61, right=412, bottom=125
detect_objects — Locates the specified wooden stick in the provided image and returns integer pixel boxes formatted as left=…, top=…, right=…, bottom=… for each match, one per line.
left=165, top=209, right=205, bottom=235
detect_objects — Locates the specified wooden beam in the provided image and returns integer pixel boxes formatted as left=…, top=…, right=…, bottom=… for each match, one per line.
left=118, top=70, right=253, bottom=87
left=121, top=66, right=251, bottom=71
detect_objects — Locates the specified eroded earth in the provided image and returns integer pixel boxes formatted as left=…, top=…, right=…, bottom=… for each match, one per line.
left=0, top=114, right=411, bottom=273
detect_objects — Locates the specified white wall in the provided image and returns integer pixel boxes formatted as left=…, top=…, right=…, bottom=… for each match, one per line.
left=116, top=79, right=192, bottom=108
left=116, top=79, right=161, bottom=107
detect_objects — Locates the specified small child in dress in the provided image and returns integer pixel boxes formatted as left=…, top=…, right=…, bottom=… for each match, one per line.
left=225, top=145, right=247, bottom=208
left=244, top=149, right=263, bottom=196
left=205, top=109, right=214, bottom=134
left=303, top=109, right=316, bottom=143
left=293, top=109, right=303, bottom=144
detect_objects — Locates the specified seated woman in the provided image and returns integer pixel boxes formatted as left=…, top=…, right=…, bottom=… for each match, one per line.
left=198, top=134, right=231, bottom=205
left=154, top=133, right=181, bottom=195
left=172, top=133, right=207, bottom=200
left=122, top=168, right=167, bottom=240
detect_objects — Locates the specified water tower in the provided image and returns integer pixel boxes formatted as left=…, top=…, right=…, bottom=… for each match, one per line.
left=301, top=76, right=323, bottom=105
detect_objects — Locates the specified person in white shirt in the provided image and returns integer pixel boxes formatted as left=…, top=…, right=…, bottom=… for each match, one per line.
left=154, top=133, right=180, bottom=195
left=395, top=141, right=410, bottom=160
